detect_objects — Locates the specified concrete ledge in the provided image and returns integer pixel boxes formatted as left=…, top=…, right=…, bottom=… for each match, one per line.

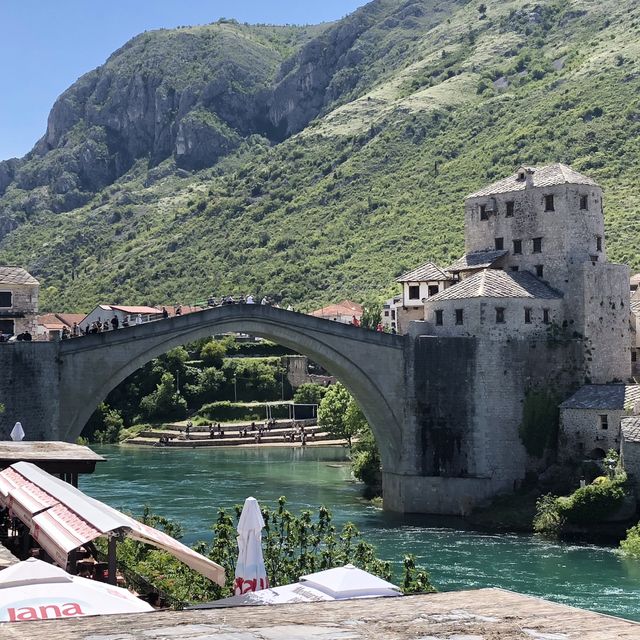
left=8, top=588, right=638, bottom=639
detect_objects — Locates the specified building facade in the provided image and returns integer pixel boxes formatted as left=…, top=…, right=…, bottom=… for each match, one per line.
left=0, top=267, right=39, bottom=337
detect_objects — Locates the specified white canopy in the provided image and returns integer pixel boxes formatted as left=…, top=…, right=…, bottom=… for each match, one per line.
left=9, top=423, right=24, bottom=442
left=0, top=558, right=153, bottom=622
left=234, top=497, right=268, bottom=595
left=0, top=462, right=225, bottom=586
left=190, top=563, right=402, bottom=609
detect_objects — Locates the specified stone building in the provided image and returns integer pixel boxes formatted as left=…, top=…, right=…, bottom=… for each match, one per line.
left=394, top=262, right=454, bottom=334
left=381, top=294, right=402, bottom=333
left=396, top=163, right=632, bottom=508
left=621, top=416, right=640, bottom=492
left=559, top=385, right=640, bottom=461
left=0, top=267, right=39, bottom=337
left=421, top=163, right=630, bottom=385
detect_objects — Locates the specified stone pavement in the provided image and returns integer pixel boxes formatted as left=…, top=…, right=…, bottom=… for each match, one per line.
left=2, top=587, right=638, bottom=640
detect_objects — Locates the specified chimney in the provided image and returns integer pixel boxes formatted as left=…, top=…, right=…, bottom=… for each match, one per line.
left=525, top=167, right=535, bottom=189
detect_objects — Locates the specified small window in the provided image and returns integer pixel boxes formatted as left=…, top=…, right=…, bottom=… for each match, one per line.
left=0, top=292, right=12, bottom=308
left=596, top=236, right=602, bottom=252
left=0, top=319, right=14, bottom=335
left=391, top=310, right=396, bottom=320
left=600, top=414, right=608, bottom=430
left=543, top=308, right=550, bottom=324
left=480, top=204, right=488, bottom=220
left=532, top=237, right=542, bottom=253
left=524, top=308, right=532, bottom=324
left=513, top=239, right=522, bottom=255
left=536, top=264, right=544, bottom=278
left=506, top=201, right=514, bottom=217
left=435, top=310, right=443, bottom=326
left=544, top=194, right=555, bottom=211
left=495, top=307, right=505, bottom=324
left=428, top=285, right=439, bottom=297
left=510, top=266, right=519, bottom=272
left=495, top=237, right=504, bottom=250
left=408, top=285, right=420, bottom=300
left=632, top=350, right=637, bottom=363
left=580, top=195, right=588, bottom=210
left=455, top=309, right=464, bottom=325
left=384, top=310, right=389, bottom=317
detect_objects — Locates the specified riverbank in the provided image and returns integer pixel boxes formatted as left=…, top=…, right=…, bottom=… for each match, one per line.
left=124, top=418, right=350, bottom=449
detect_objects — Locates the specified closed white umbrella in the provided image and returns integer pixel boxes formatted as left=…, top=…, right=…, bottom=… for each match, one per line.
left=10, top=423, right=24, bottom=442
left=0, top=558, right=153, bottom=622
left=234, top=496, right=268, bottom=595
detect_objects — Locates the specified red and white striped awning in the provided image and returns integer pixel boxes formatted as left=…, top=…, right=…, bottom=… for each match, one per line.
left=0, top=462, right=224, bottom=585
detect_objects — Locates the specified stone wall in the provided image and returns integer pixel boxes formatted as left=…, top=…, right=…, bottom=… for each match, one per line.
left=560, top=408, right=622, bottom=460
left=0, top=283, right=38, bottom=334
left=0, top=342, right=60, bottom=440
left=421, top=297, right=563, bottom=340
left=622, top=439, right=640, bottom=493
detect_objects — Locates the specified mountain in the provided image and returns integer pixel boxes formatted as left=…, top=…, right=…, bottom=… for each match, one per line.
left=1, top=0, right=640, bottom=312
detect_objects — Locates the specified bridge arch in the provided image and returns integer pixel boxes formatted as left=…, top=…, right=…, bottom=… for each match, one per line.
left=58, top=305, right=407, bottom=470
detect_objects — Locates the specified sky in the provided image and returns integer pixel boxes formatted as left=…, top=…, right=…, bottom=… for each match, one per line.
left=0, top=1, right=368, bottom=161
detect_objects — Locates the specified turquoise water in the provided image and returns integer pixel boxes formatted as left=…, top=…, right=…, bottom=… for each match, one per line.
left=82, top=445, right=640, bottom=621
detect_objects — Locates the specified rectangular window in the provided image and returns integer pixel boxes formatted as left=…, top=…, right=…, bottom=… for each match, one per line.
left=391, top=310, right=396, bottom=319
left=384, top=310, right=389, bottom=317
left=480, top=204, right=488, bottom=220
left=580, top=195, right=588, bottom=210
left=633, top=351, right=637, bottom=363
left=495, top=307, right=505, bottom=324
left=524, top=308, right=532, bottom=324
left=0, top=319, right=14, bottom=335
left=513, top=239, right=522, bottom=254
left=435, top=310, right=443, bottom=326
left=455, top=309, right=464, bottom=325
left=600, top=414, right=609, bottom=430
left=0, top=292, right=12, bottom=308
left=536, top=264, right=544, bottom=278
left=506, top=201, right=514, bottom=217
left=428, top=285, right=439, bottom=297
left=408, top=285, right=420, bottom=300
left=544, top=194, right=555, bottom=211
left=532, top=237, right=542, bottom=253
left=543, top=308, right=550, bottom=324
left=495, top=237, right=504, bottom=250
left=596, top=236, right=602, bottom=252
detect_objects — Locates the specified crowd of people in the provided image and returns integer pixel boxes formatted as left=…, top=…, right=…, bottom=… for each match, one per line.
left=156, top=418, right=316, bottom=446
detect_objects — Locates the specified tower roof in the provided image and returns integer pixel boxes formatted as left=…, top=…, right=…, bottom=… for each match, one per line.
left=0, top=266, right=39, bottom=286
left=396, top=262, right=453, bottom=283
left=467, top=163, right=599, bottom=199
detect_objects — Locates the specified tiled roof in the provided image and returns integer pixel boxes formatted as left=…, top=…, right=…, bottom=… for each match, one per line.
left=0, top=267, right=39, bottom=286
left=447, top=250, right=508, bottom=273
left=467, top=164, right=599, bottom=198
left=630, top=273, right=640, bottom=287
left=396, top=262, right=453, bottom=283
left=310, top=300, right=363, bottom=318
left=560, top=385, right=640, bottom=410
left=621, top=417, right=640, bottom=443
left=109, top=305, right=163, bottom=315
left=37, top=313, right=86, bottom=329
left=426, top=269, right=561, bottom=302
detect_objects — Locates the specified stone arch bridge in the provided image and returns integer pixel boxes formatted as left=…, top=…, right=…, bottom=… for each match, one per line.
left=0, top=305, right=581, bottom=514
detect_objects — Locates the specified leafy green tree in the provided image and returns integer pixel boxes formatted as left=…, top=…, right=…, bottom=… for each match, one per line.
left=108, top=499, right=435, bottom=605
left=318, top=382, right=368, bottom=448
left=140, top=372, right=187, bottom=421
left=94, top=407, right=125, bottom=444
left=293, top=382, right=328, bottom=405
left=360, top=301, right=382, bottom=330
left=351, top=423, right=382, bottom=496
left=200, top=340, right=226, bottom=368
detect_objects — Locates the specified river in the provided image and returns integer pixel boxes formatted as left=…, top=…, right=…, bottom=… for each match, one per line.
left=82, top=444, right=640, bottom=621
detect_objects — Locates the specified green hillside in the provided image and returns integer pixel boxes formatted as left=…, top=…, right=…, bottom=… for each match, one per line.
left=1, top=0, right=640, bottom=312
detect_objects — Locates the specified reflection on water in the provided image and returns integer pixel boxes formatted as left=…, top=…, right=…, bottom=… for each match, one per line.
left=82, top=445, right=640, bottom=621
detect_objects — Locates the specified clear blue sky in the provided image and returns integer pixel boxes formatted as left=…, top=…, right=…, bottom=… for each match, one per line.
left=0, top=1, right=368, bottom=161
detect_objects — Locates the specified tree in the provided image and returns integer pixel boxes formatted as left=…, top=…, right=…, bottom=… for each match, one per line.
left=94, top=407, right=125, bottom=444
left=318, top=383, right=365, bottom=448
left=351, top=424, right=382, bottom=496
left=200, top=340, right=226, bottom=368
left=293, top=383, right=328, bottom=405
left=360, top=301, right=382, bottom=330
left=140, top=372, right=187, bottom=421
